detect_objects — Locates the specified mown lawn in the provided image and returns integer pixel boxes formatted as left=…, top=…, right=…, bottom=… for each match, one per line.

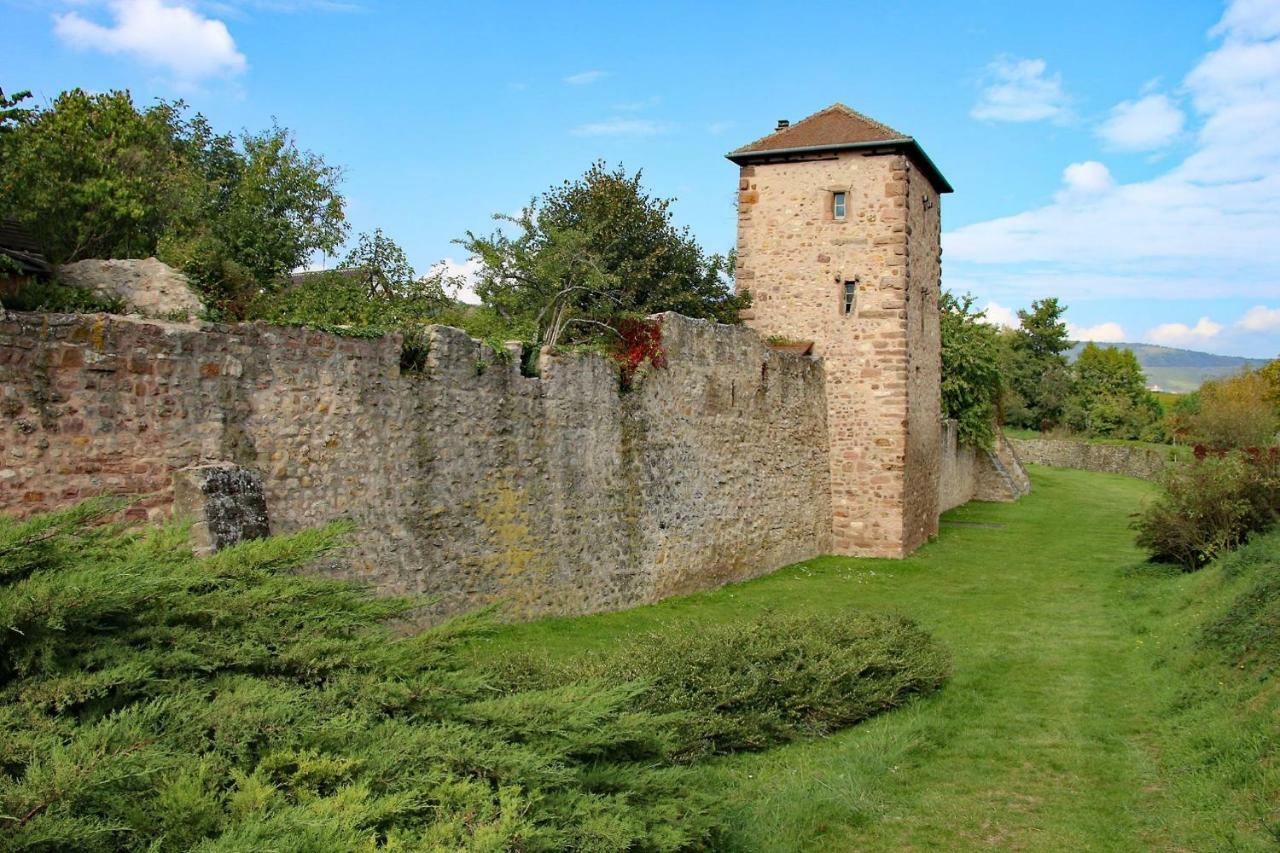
left=473, top=466, right=1278, bottom=850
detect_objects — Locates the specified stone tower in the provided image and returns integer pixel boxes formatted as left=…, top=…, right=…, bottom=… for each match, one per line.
left=728, top=104, right=952, bottom=557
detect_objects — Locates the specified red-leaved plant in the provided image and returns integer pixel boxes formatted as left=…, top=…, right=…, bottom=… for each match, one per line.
left=612, top=318, right=667, bottom=390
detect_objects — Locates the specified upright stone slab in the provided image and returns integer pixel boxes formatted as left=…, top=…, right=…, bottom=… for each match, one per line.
left=173, top=464, right=270, bottom=554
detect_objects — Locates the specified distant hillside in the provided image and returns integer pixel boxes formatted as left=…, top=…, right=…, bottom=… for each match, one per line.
left=1066, top=342, right=1272, bottom=394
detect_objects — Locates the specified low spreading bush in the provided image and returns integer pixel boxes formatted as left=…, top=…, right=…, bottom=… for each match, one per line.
left=484, top=613, right=950, bottom=762
left=1134, top=448, right=1280, bottom=570
left=0, top=501, right=948, bottom=851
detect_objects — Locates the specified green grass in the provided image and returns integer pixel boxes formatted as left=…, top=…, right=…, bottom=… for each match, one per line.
left=471, top=467, right=1278, bottom=850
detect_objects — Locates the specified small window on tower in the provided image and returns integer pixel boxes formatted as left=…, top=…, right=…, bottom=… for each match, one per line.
left=843, top=280, right=857, bottom=315
left=832, top=191, right=847, bottom=220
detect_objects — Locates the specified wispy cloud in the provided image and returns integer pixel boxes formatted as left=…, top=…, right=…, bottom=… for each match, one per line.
left=706, top=120, right=734, bottom=135
left=1141, top=304, right=1280, bottom=354
left=564, top=69, right=608, bottom=86
left=946, top=0, right=1280, bottom=322
left=971, top=56, right=1070, bottom=123
left=1097, top=93, right=1185, bottom=151
left=570, top=118, right=668, bottom=137
left=54, top=0, right=247, bottom=81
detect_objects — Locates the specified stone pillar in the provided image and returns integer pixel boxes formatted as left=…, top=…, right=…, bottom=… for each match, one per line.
left=172, top=463, right=270, bottom=554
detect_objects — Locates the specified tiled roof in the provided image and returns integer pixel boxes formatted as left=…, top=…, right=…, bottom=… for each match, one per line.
left=729, top=103, right=906, bottom=155
left=727, top=104, right=953, bottom=193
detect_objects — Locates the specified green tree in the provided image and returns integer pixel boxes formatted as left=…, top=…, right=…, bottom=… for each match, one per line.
left=1063, top=343, right=1162, bottom=439
left=0, top=88, right=346, bottom=316
left=340, top=228, right=418, bottom=298
left=1186, top=369, right=1280, bottom=448
left=1259, top=357, right=1280, bottom=409
left=0, top=86, right=34, bottom=133
left=162, top=124, right=347, bottom=314
left=1001, top=297, right=1073, bottom=430
left=0, top=89, right=196, bottom=261
left=459, top=162, right=747, bottom=348
left=940, top=291, right=1003, bottom=447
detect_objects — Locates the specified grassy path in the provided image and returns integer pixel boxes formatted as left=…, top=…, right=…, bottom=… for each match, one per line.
left=476, top=467, right=1254, bottom=850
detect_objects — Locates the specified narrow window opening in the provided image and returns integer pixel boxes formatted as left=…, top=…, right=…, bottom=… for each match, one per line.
left=832, top=191, right=846, bottom=220
left=842, top=280, right=857, bottom=315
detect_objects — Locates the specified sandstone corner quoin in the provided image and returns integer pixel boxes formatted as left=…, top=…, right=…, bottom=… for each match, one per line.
left=0, top=104, right=1028, bottom=620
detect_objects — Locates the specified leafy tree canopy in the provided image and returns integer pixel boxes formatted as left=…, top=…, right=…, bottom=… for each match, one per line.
left=1000, top=297, right=1073, bottom=430
left=1063, top=343, right=1163, bottom=440
left=1013, top=297, right=1072, bottom=361
left=0, top=88, right=346, bottom=316
left=340, top=228, right=418, bottom=298
left=459, top=162, right=747, bottom=348
left=940, top=291, right=1003, bottom=448
left=1186, top=368, right=1280, bottom=448
left=0, top=86, right=34, bottom=132
left=0, top=89, right=196, bottom=262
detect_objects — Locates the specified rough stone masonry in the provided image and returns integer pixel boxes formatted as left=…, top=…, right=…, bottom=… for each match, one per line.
left=0, top=311, right=837, bottom=619
left=0, top=103, right=1027, bottom=620
left=729, top=104, right=957, bottom=557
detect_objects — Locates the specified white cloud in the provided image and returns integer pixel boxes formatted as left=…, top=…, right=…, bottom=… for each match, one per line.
left=1068, top=321, right=1128, bottom=342
left=564, top=70, right=608, bottom=86
left=971, top=57, right=1070, bottom=123
left=54, top=0, right=247, bottom=81
left=1146, top=316, right=1224, bottom=347
left=706, top=120, right=733, bottom=135
left=1210, top=0, right=1280, bottom=40
left=1059, top=160, right=1115, bottom=197
left=979, top=300, right=1018, bottom=328
left=570, top=118, right=667, bottom=137
left=1097, top=93, right=1185, bottom=150
left=945, top=0, right=1280, bottom=304
left=428, top=257, right=482, bottom=304
left=1237, top=304, right=1280, bottom=331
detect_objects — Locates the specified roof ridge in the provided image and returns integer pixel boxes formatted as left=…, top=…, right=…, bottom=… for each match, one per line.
left=728, top=103, right=908, bottom=156
left=826, top=102, right=908, bottom=140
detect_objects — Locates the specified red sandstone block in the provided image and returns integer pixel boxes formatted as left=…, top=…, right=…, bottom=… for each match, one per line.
left=200, top=362, right=221, bottom=378
left=22, top=491, right=44, bottom=503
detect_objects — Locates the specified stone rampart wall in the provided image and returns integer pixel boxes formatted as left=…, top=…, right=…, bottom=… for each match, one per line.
left=1007, top=437, right=1173, bottom=481
left=938, top=421, right=1033, bottom=512
left=0, top=311, right=830, bottom=619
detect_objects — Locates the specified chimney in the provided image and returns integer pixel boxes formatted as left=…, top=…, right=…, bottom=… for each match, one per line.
left=776, top=119, right=790, bottom=130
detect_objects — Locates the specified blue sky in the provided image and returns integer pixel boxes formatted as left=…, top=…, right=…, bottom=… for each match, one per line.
left=4, top=0, right=1279, bottom=358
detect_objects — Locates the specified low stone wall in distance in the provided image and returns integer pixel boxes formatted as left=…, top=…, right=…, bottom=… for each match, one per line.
left=0, top=311, right=831, bottom=620
left=1007, top=437, right=1174, bottom=481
